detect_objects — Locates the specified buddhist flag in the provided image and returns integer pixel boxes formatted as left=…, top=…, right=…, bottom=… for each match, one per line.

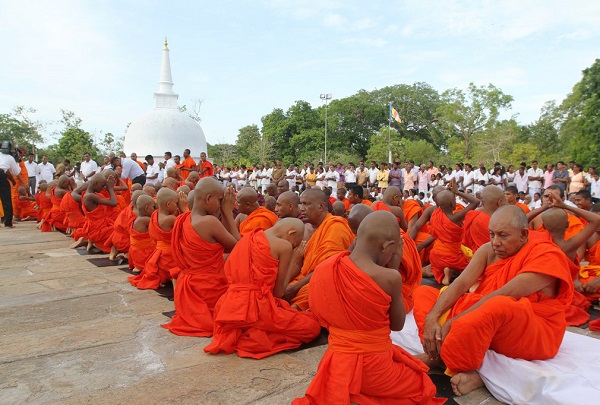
left=391, top=107, right=402, bottom=124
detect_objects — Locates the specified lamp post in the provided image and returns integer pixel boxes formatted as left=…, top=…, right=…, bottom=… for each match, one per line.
left=320, top=93, right=332, bottom=163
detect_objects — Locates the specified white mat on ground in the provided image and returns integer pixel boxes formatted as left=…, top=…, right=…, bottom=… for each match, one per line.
left=391, top=312, right=600, bottom=405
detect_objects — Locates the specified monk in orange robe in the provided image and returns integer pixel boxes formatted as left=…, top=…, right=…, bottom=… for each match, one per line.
left=79, top=173, right=118, bottom=253
left=403, top=197, right=434, bottom=265
left=108, top=190, right=143, bottom=261
left=198, top=152, right=213, bottom=178
left=128, top=195, right=156, bottom=273
left=336, top=187, right=350, bottom=212
left=162, top=177, right=239, bottom=337
left=371, top=186, right=408, bottom=230
left=16, top=186, right=37, bottom=219
left=11, top=156, right=28, bottom=220
left=285, top=189, right=354, bottom=311
left=414, top=206, right=573, bottom=397
left=41, top=175, right=70, bottom=232
left=129, top=188, right=186, bottom=288
left=294, top=211, right=443, bottom=404
left=235, top=188, right=278, bottom=237
left=176, top=149, right=197, bottom=181
left=184, top=171, right=199, bottom=190
left=425, top=182, right=480, bottom=284
left=63, top=183, right=88, bottom=243
left=35, top=182, right=52, bottom=224
left=578, top=205, right=600, bottom=301
left=461, top=186, right=506, bottom=253
left=205, top=219, right=321, bottom=359
left=275, top=191, right=300, bottom=219
left=504, top=186, right=530, bottom=213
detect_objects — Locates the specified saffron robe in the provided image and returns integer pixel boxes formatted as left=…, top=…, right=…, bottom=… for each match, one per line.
left=461, top=210, right=490, bottom=253
left=60, top=192, right=86, bottom=240
left=429, top=209, right=470, bottom=284
left=36, top=191, right=52, bottom=222
left=403, top=199, right=432, bottom=264
left=293, top=252, right=443, bottom=404
left=515, top=202, right=530, bottom=213
left=129, top=211, right=178, bottom=289
left=162, top=212, right=228, bottom=337
left=239, top=206, right=278, bottom=237
left=413, top=239, right=573, bottom=374
left=204, top=230, right=321, bottom=359
left=41, top=187, right=68, bottom=232
left=10, top=161, right=28, bottom=217
left=579, top=240, right=600, bottom=302
left=400, top=230, right=423, bottom=313
left=110, top=205, right=136, bottom=253
left=81, top=193, right=115, bottom=253
left=289, top=214, right=354, bottom=310
left=128, top=225, right=155, bottom=271
left=177, top=157, right=197, bottom=180
left=17, top=198, right=37, bottom=218
left=199, top=160, right=214, bottom=178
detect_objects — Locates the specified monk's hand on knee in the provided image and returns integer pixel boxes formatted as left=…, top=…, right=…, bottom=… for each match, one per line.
left=423, top=318, right=442, bottom=359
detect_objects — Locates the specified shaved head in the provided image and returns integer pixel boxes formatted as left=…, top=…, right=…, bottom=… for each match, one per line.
left=332, top=201, right=346, bottom=216
left=301, top=188, right=328, bottom=205
left=264, top=196, right=276, bottom=212
left=236, top=187, right=259, bottom=215
left=162, top=177, right=179, bottom=190
left=481, top=186, right=506, bottom=212
left=177, top=185, right=191, bottom=195
left=131, top=190, right=145, bottom=207
left=57, top=175, right=70, bottom=188
left=541, top=208, right=569, bottom=233
left=195, top=177, right=223, bottom=197
left=131, top=183, right=143, bottom=192
left=143, top=185, right=156, bottom=197
left=166, top=167, right=178, bottom=178
left=276, top=191, right=300, bottom=219
left=490, top=205, right=528, bottom=231
left=348, top=204, right=373, bottom=235
left=136, top=194, right=156, bottom=215
left=268, top=217, right=305, bottom=248
left=356, top=211, right=400, bottom=247
left=383, top=186, right=402, bottom=206
left=157, top=187, right=177, bottom=206
left=187, top=189, right=196, bottom=210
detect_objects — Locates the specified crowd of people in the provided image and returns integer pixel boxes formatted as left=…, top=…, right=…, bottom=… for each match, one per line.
left=2, top=144, right=600, bottom=402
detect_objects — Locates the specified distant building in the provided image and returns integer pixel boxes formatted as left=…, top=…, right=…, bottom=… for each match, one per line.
left=124, top=39, right=207, bottom=161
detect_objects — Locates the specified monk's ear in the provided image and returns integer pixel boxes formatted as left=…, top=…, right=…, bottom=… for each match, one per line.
left=520, top=228, right=528, bottom=242
left=381, top=239, right=395, bottom=253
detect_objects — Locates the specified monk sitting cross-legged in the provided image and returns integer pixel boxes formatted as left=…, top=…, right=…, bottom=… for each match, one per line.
left=35, top=181, right=53, bottom=227
left=17, top=186, right=37, bottom=220
left=235, top=187, right=278, bottom=237
left=461, top=186, right=506, bottom=254
left=205, top=218, right=321, bottom=359
left=41, top=175, right=71, bottom=232
left=66, top=182, right=90, bottom=247
left=129, top=188, right=187, bottom=289
left=413, top=205, right=573, bottom=397
left=162, top=177, right=240, bottom=337
left=128, top=195, right=156, bottom=274
left=422, top=181, right=480, bottom=285
left=79, top=173, right=118, bottom=252
left=284, top=189, right=354, bottom=311
left=293, top=211, right=443, bottom=404
left=108, top=190, right=144, bottom=261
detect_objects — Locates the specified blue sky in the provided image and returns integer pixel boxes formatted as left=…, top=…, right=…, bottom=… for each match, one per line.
left=1, top=0, right=598, bottom=149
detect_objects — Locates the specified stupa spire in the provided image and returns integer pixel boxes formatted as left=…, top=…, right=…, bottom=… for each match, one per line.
left=154, top=37, right=179, bottom=109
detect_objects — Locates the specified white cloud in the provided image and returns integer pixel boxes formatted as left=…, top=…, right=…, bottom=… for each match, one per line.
left=353, top=18, right=375, bottom=30
left=323, top=13, right=346, bottom=28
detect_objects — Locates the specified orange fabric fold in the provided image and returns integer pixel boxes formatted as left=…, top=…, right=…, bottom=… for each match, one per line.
left=579, top=265, right=600, bottom=302
left=205, top=230, right=320, bottom=359
left=461, top=210, right=490, bottom=253
left=239, top=206, right=278, bottom=237
left=17, top=199, right=37, bottom=218
left=177, top=157, right=196, bottom=180
left=429, top=209, right=469, bottom=283
left=128, top=226, right=156, bottom=271
left=536, top=213, right=584, bottom=241
left=36, top=192, right=52, bottom=222
left=515, top=202, right=530, bottom=213
left=162, top=212, right=228, bottom=337
left=290, top=214, right=354, bottom=310
left=293, top=252, right=443, bottom=404
left=42, top=187, right=68, bottom=232
left=129, top=211, right=179, bottom=290
left=60, top=192, right=86, bottom=230
left=403, top=199, right=422, bottom=223
left=414, top=238, right=573, bottom=373
left=399, top=230, right=422, bottom=313
left=81, top=191, right=115, bottom=253
left=110, top=205, right=136, bottom=252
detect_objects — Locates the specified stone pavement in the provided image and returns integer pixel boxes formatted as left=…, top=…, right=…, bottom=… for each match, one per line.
left=1, top=221, right=595, bottom=404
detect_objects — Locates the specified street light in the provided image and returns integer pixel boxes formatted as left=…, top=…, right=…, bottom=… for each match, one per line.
left=320, top=93, right=332, bottom=163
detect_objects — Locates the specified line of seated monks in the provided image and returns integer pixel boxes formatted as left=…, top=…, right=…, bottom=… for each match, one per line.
left=30, top=167, right=600, bottom=402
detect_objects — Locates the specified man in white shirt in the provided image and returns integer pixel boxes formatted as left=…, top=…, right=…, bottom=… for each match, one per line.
left=36, top=155, right=55, bottom=183
left=417, top=164, right=429, bottom=194
left=513, top=166, right=529, bottom=194
left=145, top=155, right=160, bottom=186
left=0, top=145, right=22, bottom=227
left=452, top=164, right=465, bottom=189
left=325, top=164, right=340, bottom=194
left=164, top=151, right=176, bottom=171
left=285, top=165, right=297, bottom=189
left=80, top=152, right=98, bottom=181
left=114, top=156, right=146, bottom=185
left=462, top=164, right=476, bottom=193
left=24, top=153, right=38, bottom=195
left=368, top=161, right=379, bottom=187
left=344, top=163, right=357, bottom=188
left=261, top=164, right=272, bottom=193
left=527, top=160, right=544, bottom=198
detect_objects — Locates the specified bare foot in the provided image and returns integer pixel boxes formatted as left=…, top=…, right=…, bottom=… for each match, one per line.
left=422, top=264, right=434, bottom=278
left=109, top=246, right=118, bottom=261
left=36, top=219, right=44, bottom=229
left=442, top=267, right=451, bottom=285
left=132, top=268, right=142, bottom=274
left=70, top=237, right=86, bottom=249
left=414, top=353, right=444, bottom=369
left=86, top=241, right=94, bottom=252
left=450, top=371, right=484, bottom=396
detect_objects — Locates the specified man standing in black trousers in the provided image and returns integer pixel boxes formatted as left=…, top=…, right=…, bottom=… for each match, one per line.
left=0, top=143, right=22, bottom=228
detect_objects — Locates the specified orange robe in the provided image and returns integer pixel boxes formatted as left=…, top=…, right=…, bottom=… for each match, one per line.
left=81, top=192, right=115, bottom=253
left=536, top=213, right=584, bottom=241
left=403, top=199, right=422, bottom=224
left=339, top=197, right=350, bottom=212
left=60, top=192, right=86, bottom=240
left=239, top=206, right=278, bottom=237
left=199, top=160, right=214, bottom=178
left=361, top=199, right=372, bottom=206
left=129, top=211, right=179, bottom=290
left=110, top=205, right=136, bottom=253
left=403, top=199, right=432, bottom=264
left=461, top=210, right=490, bottom=253
left=399, top=230, right=422, bottom=313
left=429, top=209, right=470, bottom=284
left=413, top=238, right=573, bottom=374
left=36, top=192, right=52, bottom=222
left=128, top=225, right=156, bottom=271
left=204, top=230, right=321, bottom=359
left=177, top=157, right=196, bottom=180
left=11, top=161, right=28, bottom=217
left=294, top=252, right=443, bottom=404
left=372, top=201, right=403, bottom=224
left=17, top=198, right=37, bottom=218
left=162, top=212, right=228, bottom=337
left=515, top=202, right=530, bottom=213
left=41, top=187, right=68, bottom=232
left=578, top=239, right=600, bottom=302
left=289, top=214, right=354, bottom=310
left=564, top=256, right=591, bottom=326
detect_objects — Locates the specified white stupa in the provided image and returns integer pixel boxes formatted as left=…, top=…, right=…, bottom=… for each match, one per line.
left=124, top=38, right=207, bottom=161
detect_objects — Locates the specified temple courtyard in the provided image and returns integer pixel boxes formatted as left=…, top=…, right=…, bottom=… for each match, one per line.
left=1, top=221, right=598, bottom=404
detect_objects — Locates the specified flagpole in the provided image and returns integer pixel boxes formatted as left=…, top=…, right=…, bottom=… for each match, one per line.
left=388, top=101, right=392, bottom=163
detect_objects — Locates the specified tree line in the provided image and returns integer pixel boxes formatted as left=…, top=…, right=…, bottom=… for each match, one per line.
left=2, top=59, right=598, bottom=168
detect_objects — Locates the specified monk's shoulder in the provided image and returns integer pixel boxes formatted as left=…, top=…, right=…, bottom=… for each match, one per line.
left=365, top=264, right=401, bottom=297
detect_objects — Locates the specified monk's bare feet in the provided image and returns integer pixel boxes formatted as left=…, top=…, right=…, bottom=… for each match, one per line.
left=109, top=246, right=118, bottom=261
left=70, top=237, right=86, bottom=249
left=86, top=241, right=94, bottom=252
left=415, top=353, right=444, bottom=369
left=450, top=371, right=484, bottom=396
left=36, top=219, right=44, bottom=229
left=442, top=267, right=451, bottom=285
left=132, top=268, right=142, bottom=274
left=422, top=264, right=434, bottom=278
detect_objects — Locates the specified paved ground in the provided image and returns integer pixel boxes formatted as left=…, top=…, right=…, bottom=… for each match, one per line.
left=1, top=221, right=597, bottom=404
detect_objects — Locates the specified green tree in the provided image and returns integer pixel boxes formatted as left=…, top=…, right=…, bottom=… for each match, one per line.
left=208, top=143, right=237, bottom=167
left=436, top=83, right=513, bottom=160
left=51, top=110, right=100, bottom=163
left=234, top=124, right=273, bottom=164
left=99, top=132, right=124, bottom=156
left=0, top=106, right=44, bottom=150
